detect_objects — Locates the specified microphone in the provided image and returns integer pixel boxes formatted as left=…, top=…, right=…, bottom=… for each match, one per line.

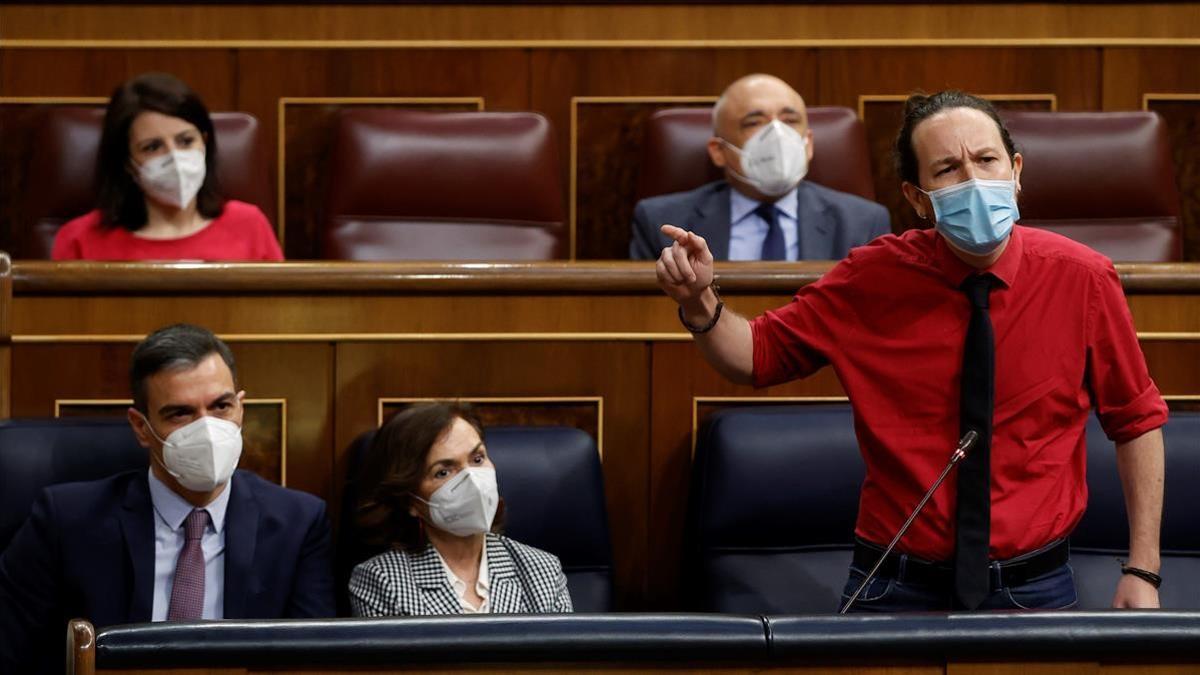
left=838, top=430, right=979, bottom=614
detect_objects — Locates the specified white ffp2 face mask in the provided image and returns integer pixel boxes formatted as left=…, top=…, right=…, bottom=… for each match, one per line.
left=723, top=119, right=809, bottom=197
left=412, top=466, right=499, bottom=538
left=143, top=414, right=243, bottom=492
left=136, top=148, right=207, bottom=209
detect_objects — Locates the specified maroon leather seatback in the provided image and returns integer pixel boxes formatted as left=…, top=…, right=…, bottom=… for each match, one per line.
left=635, top=106, right=876, bottom=201
left=321, top=109, right=566, bottom=261
left=1002, top=111, right=1181, bottom=262
left=19, top=107, right=275, bottom=259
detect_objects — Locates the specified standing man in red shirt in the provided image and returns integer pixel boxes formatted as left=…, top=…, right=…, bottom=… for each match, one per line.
left=655, top=90, right=1166, bottom=611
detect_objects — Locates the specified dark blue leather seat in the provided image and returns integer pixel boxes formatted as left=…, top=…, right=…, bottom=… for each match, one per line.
left=690, top=405, right=862, bottom=613
left=338, top=425, right=614, bottom=613
left=93, top=614, right=767, bottom=668
left=0, top=418, right=145, bottom=552
left=1072, top=412, right=1200, bottom=608
left=690, top=405, right=1199, bottom=613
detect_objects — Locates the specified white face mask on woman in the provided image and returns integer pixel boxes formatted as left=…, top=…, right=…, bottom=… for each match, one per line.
left=136, top=148, right=206, bottom=209
left=142, top=414, right=243, bottom=492
left=411, top=466, right=499, bottom=538
left=721, top=119, right=809, bottom=197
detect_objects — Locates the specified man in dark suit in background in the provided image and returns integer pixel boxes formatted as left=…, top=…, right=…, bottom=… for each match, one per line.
left=631, top=73, right=891, bottom=261
left=0, top=324, right=334, bottom=672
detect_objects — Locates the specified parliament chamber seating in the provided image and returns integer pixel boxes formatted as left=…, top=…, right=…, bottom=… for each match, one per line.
left=635, top=106, right=876, bottom=202
left=17, top=107, right=275, bottom=259
left=321, top=110, right=567, bottom=261
left=0, top=418, right=146, bottom=552
left=690, top=405, right=1200, bottom=613
left=337, top=425, right=613, bottom=613
left=1001, top=110, right=1182, bottom=262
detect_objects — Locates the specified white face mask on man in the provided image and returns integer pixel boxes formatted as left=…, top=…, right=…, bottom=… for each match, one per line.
left=141, top=414, right=243, bottom=492
left=136, top=148, right=207, bottom=209
left=411, top=466, right=499, bottom=538
left=721, top=119, right=810, bottom=197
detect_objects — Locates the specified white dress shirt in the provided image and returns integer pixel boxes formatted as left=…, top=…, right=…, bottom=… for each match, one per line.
left=436, top=544, right=490, bottom=614
left=148, top=469, right=230, bottom=621
left=728, top=186, right=801, bottom=261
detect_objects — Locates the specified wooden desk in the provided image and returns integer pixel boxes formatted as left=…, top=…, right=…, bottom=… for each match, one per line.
left=4, top=258, right=1199, bottom=609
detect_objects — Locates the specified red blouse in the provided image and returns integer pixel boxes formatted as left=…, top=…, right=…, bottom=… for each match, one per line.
left=51, top=200, right=284, bottom=261
left=750, top=226, right=1167, bottom=561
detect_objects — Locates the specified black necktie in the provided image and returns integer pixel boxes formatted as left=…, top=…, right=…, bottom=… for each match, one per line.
left=754, top=202, right=787, bottom=261
left=955, top=273, right=995, bottom=609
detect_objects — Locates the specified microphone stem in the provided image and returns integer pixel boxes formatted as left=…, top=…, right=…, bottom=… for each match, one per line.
left=838, top=444, right=968, bottom=614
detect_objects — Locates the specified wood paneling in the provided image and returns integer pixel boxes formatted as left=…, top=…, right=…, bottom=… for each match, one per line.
left=817, top=48, right=1101, bottom=111
left=1, top=44, right=1197, bottom=259
left=574, top=98, right=713, bottom=260
left=1147, top=98, right=1200, bottom=263
left=334, top=341, right=650, bottom=608
left=0, top=49, right=235, bottom=105
left=2, top=4, right=1198, bottom=42
left=4, top=262, right=1200, bottom=609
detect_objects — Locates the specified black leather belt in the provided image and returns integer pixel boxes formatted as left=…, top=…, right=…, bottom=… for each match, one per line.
left=852, top=538, right=1070, bottom=590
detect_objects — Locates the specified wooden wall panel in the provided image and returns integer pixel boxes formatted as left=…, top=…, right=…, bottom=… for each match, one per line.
left=334, top=341, right=651, bottom=608
left=816, top=48, right=1101, bottom=112
left=4, top=263, right=1198, bottom=610
left=0, top=48, right=236, bottom=106
left=1148, top=99, right=1200, bottom=263
left=3, top=4, right=1198, bottom=42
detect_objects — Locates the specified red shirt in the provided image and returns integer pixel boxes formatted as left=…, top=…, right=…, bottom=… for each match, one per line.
left=51, top=200, right=284, bottom=261
left=750, top=226, right=1167, bottom=561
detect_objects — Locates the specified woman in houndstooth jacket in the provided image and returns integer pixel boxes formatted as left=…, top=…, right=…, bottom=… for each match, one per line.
left=349, top=401, right=573, bottom=616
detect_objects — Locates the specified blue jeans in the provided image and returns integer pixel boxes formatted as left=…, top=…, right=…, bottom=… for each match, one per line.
left=840, top=559, right=1078, bottom=612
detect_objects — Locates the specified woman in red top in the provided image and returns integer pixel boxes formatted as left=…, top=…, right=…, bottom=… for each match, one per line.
left=52, top=73, right=283, bottom=261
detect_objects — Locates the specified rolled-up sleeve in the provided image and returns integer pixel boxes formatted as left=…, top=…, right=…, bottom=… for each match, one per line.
left=1087, top=264, right=1169, bottom=443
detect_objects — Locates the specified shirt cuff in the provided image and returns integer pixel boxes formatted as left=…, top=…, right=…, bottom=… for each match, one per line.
left=1098, top=384, right=1169, bottom=444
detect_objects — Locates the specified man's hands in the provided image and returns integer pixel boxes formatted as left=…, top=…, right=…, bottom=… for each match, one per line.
left=1112, top=571, right=1160, bottom=609
left=655, top=225, right=715, bottom=305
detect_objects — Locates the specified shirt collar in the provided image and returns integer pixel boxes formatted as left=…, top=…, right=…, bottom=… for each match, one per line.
left=932, top=225, right=1024, bottom=290
left=436, top=541, right=490, bottom=595
left=147, top=468, right=232, bottom=534
left=730, top=185, right=799, bottom=224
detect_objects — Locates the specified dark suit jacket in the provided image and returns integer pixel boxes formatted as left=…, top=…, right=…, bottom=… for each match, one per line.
left=0, top=469, right=334, bottom=672
left=630, top=180, right=891, bottom=261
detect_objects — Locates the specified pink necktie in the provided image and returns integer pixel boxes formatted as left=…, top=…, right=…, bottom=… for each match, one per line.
left=167, top=509, right=210, bottom=621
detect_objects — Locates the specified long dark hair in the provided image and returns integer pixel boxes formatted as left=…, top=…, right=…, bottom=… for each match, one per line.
left=356, top=401, right=505, bottom=552
left=893, top=90, right=1018, bottom=187
left=96, top=72, right=224, bottom=230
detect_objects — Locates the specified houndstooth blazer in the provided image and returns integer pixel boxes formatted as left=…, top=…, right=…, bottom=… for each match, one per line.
left=349, top=533, right=573, bottom=616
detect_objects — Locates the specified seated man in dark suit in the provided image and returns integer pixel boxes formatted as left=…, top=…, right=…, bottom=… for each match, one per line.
left=631, top=74, right=891, bottom=261
left=0, top=324, right=334, bottom=672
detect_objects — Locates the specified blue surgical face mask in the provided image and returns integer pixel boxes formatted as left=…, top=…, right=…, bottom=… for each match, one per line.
left=919, top=177, right=1020, bottom=256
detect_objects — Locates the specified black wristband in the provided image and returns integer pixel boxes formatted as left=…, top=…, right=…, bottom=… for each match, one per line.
left=678, top=281, right=723, bottom=334
left=1119, top=561, right=1162, bottom=589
